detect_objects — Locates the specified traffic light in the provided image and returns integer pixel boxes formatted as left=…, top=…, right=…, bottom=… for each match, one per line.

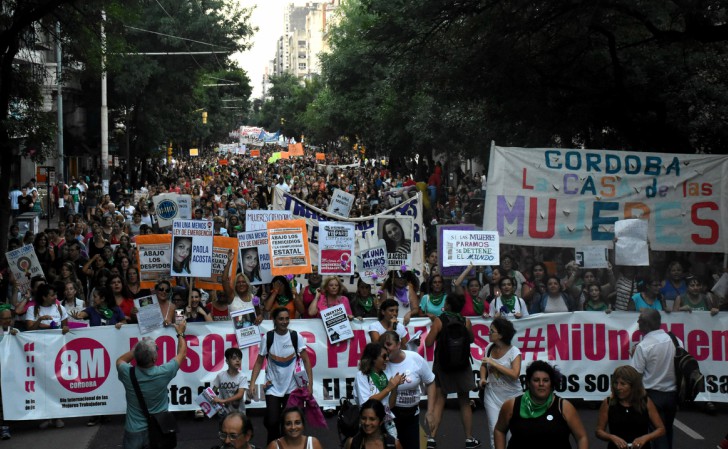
left=202, top=111, right=208, bottom=124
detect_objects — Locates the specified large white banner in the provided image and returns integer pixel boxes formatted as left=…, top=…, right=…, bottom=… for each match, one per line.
left=484, top=146, right=728, bottom=252
left=272, top=188, right=425, bottom=284
left=2, top=312, right=727, bottom=420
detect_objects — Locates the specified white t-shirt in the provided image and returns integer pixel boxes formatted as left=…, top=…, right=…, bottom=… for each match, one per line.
left=259, top=331, right=306, bottom=397
left=492, top=296, right=529, bottom=319
left=367, top=321, right=408, bottom=341
left=354, top=371, right=395, bottom=422
left=384, top=350, right=435, bottom=410
left=214, top=369, right=249, bottom=413
left=26, top=303, right=69, bottom=327
left=483, top=344, right=522, bottom=393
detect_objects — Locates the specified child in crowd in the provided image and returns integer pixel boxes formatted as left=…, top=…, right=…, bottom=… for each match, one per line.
left=212, top=347, right=249, bottom=418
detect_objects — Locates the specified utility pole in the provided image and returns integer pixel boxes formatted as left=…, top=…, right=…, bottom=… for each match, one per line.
left=56, top=21, right=64, bottom=181
left=100, top=10, right=110, bottom=193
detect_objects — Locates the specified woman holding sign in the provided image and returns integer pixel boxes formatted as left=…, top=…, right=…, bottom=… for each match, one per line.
left=308, top=276, right=353, bottom=320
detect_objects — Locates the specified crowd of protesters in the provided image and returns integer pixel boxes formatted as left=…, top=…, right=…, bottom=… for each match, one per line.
left=2, top=147, right=727, bottom=448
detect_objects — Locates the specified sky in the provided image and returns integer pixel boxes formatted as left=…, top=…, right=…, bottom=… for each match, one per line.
left=231, top=0, right=288, bottom=98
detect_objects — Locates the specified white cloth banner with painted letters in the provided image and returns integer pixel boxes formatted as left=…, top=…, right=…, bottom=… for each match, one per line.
left=1, top=312, right=727, bottom=420
left=484, top=146, right=728, bottom=252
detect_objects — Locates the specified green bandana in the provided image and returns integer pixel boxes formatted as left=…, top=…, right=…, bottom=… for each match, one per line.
left=370, top=371, right=388, bottom=392
left=276, top=295, right=291, bottom=306
left=358, top=295, right=374, bottom=313
left=98, top=306, right=113, bottom=320
left=471, top=295, right=484, bottom=315
left=428, top=292, right=445, bottom=307
left=520, top=391, right=553, bottom=419
left=501, top=295, right=516, bottom=312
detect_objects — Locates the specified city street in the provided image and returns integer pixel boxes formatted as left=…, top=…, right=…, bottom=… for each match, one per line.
left=2, top=400, right=725, bottom=448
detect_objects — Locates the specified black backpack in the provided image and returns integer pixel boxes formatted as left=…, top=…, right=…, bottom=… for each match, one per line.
left=668, top=332, right=705, bottom=404
left=436, top=314, right=472, bottom=372
left=266, top=330, right=299, bottom=356
left=337, top=397, right=360, bottom=443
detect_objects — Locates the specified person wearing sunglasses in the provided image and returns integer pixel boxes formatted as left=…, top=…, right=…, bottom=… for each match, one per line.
left=354, top=342, right=404, bottom=438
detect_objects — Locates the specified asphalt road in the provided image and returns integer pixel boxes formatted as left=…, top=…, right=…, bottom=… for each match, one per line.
left=2, top=400, right=725, bottom=448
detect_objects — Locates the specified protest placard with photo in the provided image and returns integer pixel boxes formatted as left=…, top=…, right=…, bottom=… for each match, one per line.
left=135, top=234, right=174, bottom=289
left=153, top=193, right=192, bottom=228
left=245, top=210, right=292, bottom=232
left=197, top=236, right=239, bottom=291
left=267, top=219, right=311, bottom=276
left=238, top=230, right=272, bottom=285
left=230, top=306, right=260, bottom=349
left=327, top=188, right=355, bottom=217
left=321, top=304, right=354, bottom=344
left=318, top=222, right=355, bottom=275
left=575, top=246, right=609, bottom=269
left=376, top=216, right=413, bottom=269
left=442, top=230, right=500, bottom=267
left=195, top=387, right=226, bottom=418
left=172, top=220, right=214, bottom=277
left=134, top=295, right=164, bottom=334
left=6, top=244, right=44, bottom=294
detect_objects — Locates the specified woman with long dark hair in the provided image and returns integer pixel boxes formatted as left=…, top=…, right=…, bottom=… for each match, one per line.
left=345, top=400, right=403, bottom=449
left=354, top=343, right=404, bottom=438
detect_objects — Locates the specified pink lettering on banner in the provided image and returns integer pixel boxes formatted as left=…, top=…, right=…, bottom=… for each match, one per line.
left=545, top=324, right=638, bottom=362
left=300, top=331, right=317, bottom=367
left=54, top=338, right=111, bottom=394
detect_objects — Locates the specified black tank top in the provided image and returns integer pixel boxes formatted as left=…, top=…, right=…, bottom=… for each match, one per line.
left=507, top=395, right=572, bottom=449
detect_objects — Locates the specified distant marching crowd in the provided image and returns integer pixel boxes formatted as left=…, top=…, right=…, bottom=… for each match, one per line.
left=3, top=148, right=727, bottom=448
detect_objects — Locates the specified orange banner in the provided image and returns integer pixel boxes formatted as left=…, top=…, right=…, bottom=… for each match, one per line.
left=315, top=152, right=325, bottom=160
left=288, top=143, right=295, bottom=153
left=135, top=234, right=176, bottom=289
left=250, top=149, right=260, bottom=157
left=290, top=143, right=304, bottom=156
left=267, top=219, right=311, bottom=276
left=280, top=152, right=290, bottom=159
left=196, top=236, right=239, bottom=291
left=219, top=159, right=229, bottom=166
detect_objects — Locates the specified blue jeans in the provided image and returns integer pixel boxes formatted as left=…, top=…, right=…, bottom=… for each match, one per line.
left=122, top=429, right=149, bottom=449
left=647, top=389, right=678, bottom=449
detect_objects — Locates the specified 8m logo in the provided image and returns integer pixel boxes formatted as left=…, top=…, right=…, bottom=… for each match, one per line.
left=54, top=338, right=110, bottom=393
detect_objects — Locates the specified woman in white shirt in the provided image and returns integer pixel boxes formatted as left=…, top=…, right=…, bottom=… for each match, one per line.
left=26, top=283, right=70, bottom=333
left=492, top=277, right=529, bottom=319
left=354, top=342, right=404, bottom=438
left=380, top=331, right=437, bottom=449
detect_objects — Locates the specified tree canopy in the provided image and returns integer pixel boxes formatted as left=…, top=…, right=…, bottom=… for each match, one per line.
left=285, top=0, right=728, bottom=158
